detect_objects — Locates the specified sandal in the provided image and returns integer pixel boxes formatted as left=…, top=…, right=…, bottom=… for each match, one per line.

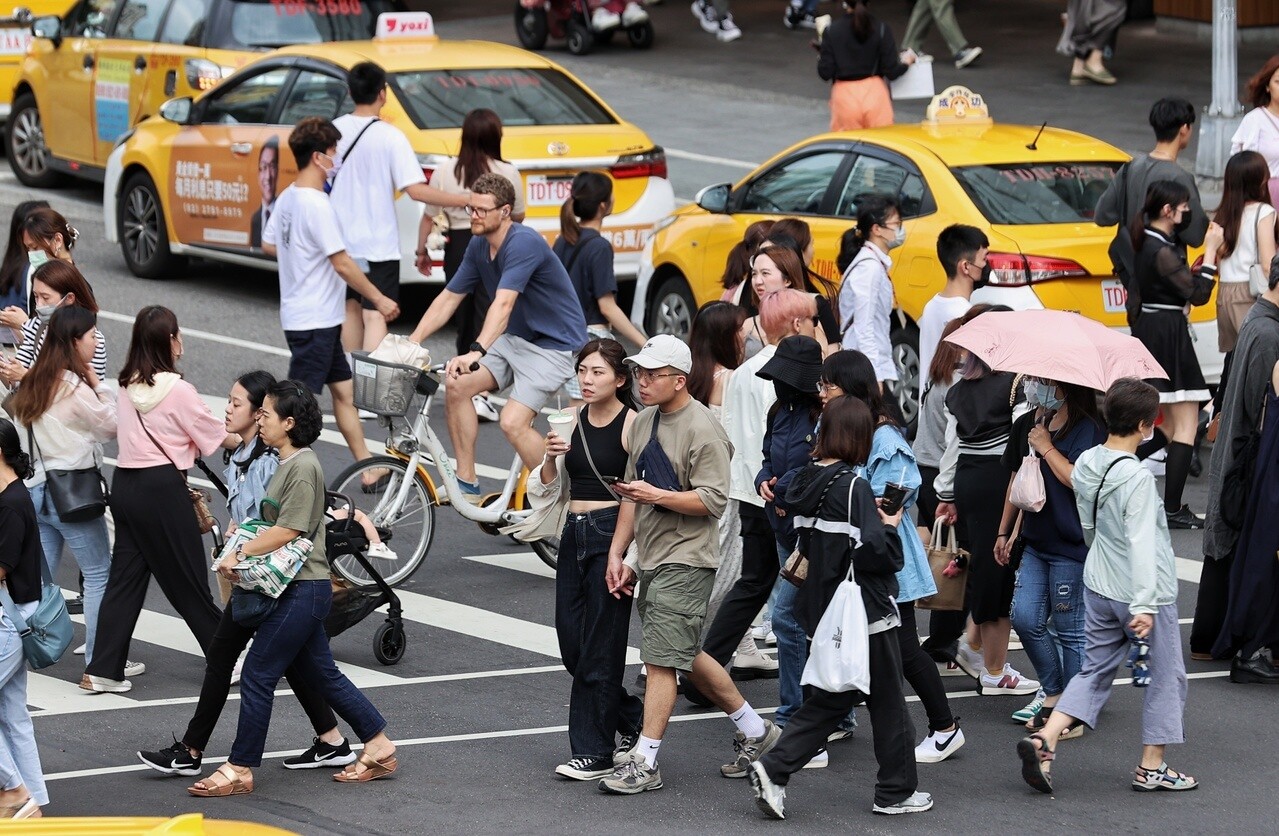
left=187, top=763, right=254, bottom=797
left=0, top=797, right=39, bottom=819
left=1016, top=734, right=1055, bottom=794
left=1133, top=762, right=1199, bottom=792
left=334, top=751, right=398, bottom=783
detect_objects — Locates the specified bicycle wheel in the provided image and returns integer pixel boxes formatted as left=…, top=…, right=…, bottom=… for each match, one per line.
left=530, top=536, right=559, bottom=570
left=329, top=456, right=435, bottom=588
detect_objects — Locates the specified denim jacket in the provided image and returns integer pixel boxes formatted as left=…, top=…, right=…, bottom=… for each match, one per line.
left=859, top=424, right=936, bottom=603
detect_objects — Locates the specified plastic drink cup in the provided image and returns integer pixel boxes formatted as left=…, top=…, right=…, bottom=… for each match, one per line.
left=547, top=410, right=575, bottom=439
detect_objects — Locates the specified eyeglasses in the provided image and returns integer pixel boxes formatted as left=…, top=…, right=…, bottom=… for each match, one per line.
left=816, top=382, right=842, bottom=394
left=466, top=204, right=507, bottom=218
left=634, top=369, right=681, bottom=383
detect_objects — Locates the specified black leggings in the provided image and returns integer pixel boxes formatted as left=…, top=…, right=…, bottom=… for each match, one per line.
left=899, top=601, right=955, bottom=732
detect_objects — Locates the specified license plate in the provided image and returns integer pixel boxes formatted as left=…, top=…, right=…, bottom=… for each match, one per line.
left=1101, top=278, right=1127, bottom=314
left=0, top=28, right=30, bottom=55
left=525, top=175, right=573, bottom=207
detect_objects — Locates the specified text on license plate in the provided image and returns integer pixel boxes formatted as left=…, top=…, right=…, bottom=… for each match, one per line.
left=0, top=28, right=31, bottom=55
left=1101, top=278, right=1127, bottom=313
left=526, top=175, right=573, bottom=207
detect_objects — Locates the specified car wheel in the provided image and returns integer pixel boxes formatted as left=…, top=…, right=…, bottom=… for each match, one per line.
left=888, top=322, right=921, bottom=430
left=647, top=274, right=696, bottom=340
left=6, top=93, right=62, bottom=188
left=119, top=172, right=183, bottom=279
left=513, top=2, right=549, bottom=49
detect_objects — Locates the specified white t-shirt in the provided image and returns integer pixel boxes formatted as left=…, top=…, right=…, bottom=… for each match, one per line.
left=917, top=293, right=972, bottom=398
left=1231, top=107, right=1279, bottom=178
left=426, top=157, right=526, bottom=230
left=329, top=114, right=426, bottom=262
left=264, top=185, right=346, bottom=332
left=1220, top=201, right=1276, bottom=284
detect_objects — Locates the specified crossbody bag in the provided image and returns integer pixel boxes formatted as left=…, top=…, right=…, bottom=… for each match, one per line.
left=26, top=416, right=109, bottom=523
left=137, top=414, right=218, bottom=534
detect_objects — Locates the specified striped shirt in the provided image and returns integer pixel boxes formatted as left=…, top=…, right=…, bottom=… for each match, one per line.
left=17, top=315, right=108, bottom=381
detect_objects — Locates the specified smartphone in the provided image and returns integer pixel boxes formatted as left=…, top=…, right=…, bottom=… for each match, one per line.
left=880, top=482, right=909, bottom=516
left=602, top=476, right=622, bottom=485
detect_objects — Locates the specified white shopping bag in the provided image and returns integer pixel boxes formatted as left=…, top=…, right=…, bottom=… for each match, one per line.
left=890, top=55, right=935, bottom=100
left=801, top=566, right=871, bottom=694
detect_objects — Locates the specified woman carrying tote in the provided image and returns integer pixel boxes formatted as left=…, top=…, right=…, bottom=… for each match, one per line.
left=82, top=306, right=230, bottom=694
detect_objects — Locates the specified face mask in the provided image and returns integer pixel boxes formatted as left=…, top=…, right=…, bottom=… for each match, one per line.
left=1174, top=213, right=1192, bottom=235
left=973, top=262, right=992, bottom=289
left=1024, top=380, right=1044, bottom=407
left=887, top=225, right=906, bottom=250
left=35, top=293, right=66, bottom=320
left=1041, top=388, right=1064, bottom=412
left=319, top=153, right=339, bottom=193
left=27, top=249, right=48, bottom=269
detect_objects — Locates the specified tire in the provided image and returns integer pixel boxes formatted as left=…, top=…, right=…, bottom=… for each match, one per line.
left=513, top=2, right=549, bottom=49
left=530, top=536, right=559, bottom=569
left=329, top=456, right=435, bottom=588
left=626, top=21, right=655, bottom=49
left=888, top=322, right=922, bottom=430
left=119, top=171, right=184, bottom=279
left=646, top=274, right=697, bottom=340
left=566, top=19, right=593, bottom=55
left=373, top=620, right=406, bottom=665
left=6, top=93, right=62, bottom=188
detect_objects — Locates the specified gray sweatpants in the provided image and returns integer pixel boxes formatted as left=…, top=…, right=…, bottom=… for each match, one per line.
left=1054, top=589, right=1187, bottom=746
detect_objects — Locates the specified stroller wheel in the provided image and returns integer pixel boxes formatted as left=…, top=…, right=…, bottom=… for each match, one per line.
left=627, top=20, right=655, bottom=49
left=374, top=620, right=406, bottom=666
left=566, top=18, right=594, bottom=55
left=514, top=2, right=549, bottom=50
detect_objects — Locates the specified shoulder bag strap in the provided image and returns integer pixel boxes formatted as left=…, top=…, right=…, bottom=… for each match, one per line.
left=1092, top=455, right=1130, bottom=529
left=0, top=526, right=55, bottom=635
left=576, top=406, right=623, bottom=502
left=563, top=237, right=589, bottom=274
left=649, top=409, right=661, bottom=442
left=137, top=413, right=189, bottom=487
left=194, top=457, right=228, bottom=499
left=341, top=117, right=380, bottom=164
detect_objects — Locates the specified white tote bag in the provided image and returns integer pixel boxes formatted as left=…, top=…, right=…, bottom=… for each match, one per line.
left=1009, top=452, right=1046, bottom=512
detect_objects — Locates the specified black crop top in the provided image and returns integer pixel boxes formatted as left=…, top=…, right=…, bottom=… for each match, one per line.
left=565, top=405, right=630, bottom=501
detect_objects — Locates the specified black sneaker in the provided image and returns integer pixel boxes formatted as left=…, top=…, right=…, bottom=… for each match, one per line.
left=66, top=595, right=84, bottom=615
left=137, top=736, right=201, bottom=776
left=1166, top=505, right=1204, bottom=530
left=555, top=756, right=614, bottom=780
left=283, top=737, right=357, bottom=770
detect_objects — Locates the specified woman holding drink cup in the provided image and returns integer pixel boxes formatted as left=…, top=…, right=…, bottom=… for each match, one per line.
left=537, top=338, right=645, bottom=781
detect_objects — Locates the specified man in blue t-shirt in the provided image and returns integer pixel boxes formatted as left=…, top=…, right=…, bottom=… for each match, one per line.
left=410, top=172, right=587, bottom=496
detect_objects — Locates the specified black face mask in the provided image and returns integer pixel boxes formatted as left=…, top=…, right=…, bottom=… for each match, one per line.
left=1174, top=213, right=1192, bottom=235
left=972, top=262, right=992, bottom=289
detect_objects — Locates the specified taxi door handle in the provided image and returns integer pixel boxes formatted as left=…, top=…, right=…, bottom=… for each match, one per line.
left=134, top=55, right=147, bottom=72
left=230, top=142, right=253, bottom=155
left=82, top=54, right=94, bottom=71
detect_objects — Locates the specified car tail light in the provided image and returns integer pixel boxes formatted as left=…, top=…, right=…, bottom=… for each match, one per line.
left=185, top=59, right=230, bottom=92
left=985, top=252, right=1089, bottom=287
left=417, top=154, right=450, bottom=185
left=611, top=147, right=667, bottom=180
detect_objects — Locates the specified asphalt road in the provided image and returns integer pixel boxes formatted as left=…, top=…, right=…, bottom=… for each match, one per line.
left=1, top=2, right=1272, bottom=833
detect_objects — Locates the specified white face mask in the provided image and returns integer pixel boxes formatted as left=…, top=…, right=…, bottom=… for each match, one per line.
left=887, top=224, right=906, bottom=250
left=35, top=293, right=67, bottom=320
left=27, top=249, right=48, bottom=268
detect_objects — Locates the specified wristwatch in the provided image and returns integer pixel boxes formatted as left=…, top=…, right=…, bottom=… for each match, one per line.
left=469, top=341, right=487, bottom=357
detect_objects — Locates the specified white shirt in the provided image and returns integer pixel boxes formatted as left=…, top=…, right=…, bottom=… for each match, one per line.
left=917, top=293, right=972, bottom=397
left=264, top=185, right=346, bottom=332
left=1231, top=107, right=1279, bottom=178
left=1219, top=201, right=1275, bottom=284
left=839, top=243, right=897, bottom=381
left=722, top=344, right=777, bottom=506
left=426, top=157, right=526, bottom=230
left=16, top=372, right=117, bottom=487
left=329, top=115, right=426, bottom=262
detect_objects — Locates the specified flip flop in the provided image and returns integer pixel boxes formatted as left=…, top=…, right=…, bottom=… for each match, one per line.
left=334, top=752, right=398, bottom=783
left=0, top=797, right=39, bottom=819
left=188, top=763, right=254, bottom=797
left=1016, top=734, right=1055, bottom=794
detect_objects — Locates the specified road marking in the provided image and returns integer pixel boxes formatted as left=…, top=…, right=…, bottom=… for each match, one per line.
left=459, top=552, right=556, bottom=580
left=26, top=674, right=135, bottom=713
left=97, top=310, right=292, bottom=358
left=665, top=147, right=758, bottom=170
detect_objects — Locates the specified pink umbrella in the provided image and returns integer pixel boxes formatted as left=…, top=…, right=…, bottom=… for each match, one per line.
left=943, top=309, right=1167, bottom=390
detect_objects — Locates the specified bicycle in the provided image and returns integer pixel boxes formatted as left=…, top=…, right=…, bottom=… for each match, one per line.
left=329, top=353, right=559, bottom=588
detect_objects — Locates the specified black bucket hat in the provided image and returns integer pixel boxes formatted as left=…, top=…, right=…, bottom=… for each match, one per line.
left=757, top=335, right=824, bottom=395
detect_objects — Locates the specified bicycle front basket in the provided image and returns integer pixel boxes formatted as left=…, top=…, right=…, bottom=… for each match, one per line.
left=350, top=351, right=425, bottom=418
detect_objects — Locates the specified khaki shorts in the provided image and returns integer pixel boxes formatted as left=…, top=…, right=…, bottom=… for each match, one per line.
left=636, top=564, right=716, bottom=671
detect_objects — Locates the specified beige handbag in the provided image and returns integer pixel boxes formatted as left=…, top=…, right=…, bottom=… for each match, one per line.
left=917, top=519, right=969, bottom=612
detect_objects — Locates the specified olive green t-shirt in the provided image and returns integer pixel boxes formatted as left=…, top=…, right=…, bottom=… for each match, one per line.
left=262, top=449, right=329, bottom=581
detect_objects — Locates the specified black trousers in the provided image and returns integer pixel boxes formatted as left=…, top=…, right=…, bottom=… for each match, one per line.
left=1190, top=551, right=1233, bottom=657
left=760, top=629, right=917, bottom=808
left=899, top=602, right=954, bottom=732
left=700, top=503, right=779, bottom=665
left=182, top=604, right=338, bottom=752
left=446, top=229, right=490, bottom=356
left=87, top=466, right=222, bottom=681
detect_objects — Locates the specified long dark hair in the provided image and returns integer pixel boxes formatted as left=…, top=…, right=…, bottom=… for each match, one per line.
left=31, top=261, right=98, bottom=313
left=454, top=108, right=505, bottom=189
left=1051, top=380, right=1103, bottom=438
left=119, top=305, right=179, bottom=386
left=0, top=418, right=33, bottom=480
left=843, top=0, right=874, bottom=42
left=926, top=303, right=1007, bottom=387
left=766, top=218, right=839, bottom=304
left=1216, top=151, right=1271, bottom=260
left=688, top=301, right=746, bottom=405
left=839, top=195, right=899, bottom=267
left=227, top=370, right=278, bottom=473
left=560, top=171, right=612, bottom=248
left=812, top=395, right=873, bottom=466
left=722, top=220, right=775, bottom=291
left=9, top=306, right=97, bottom=425
left=1, top=200, right=49, bottom=297
left=577, top=337, right=636, bottom=411
left=821, top=349, right=896, bottom=427
left=1130, top=179, right=1190, bottom=251
left=267, top=380, right=323, bottom=448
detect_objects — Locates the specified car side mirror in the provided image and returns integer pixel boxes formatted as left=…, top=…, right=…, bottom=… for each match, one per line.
left=695, top=183, right=731, bottom=214
left=158, top=96, right=193, bottom=125
left=30, top=15, right=60, bottom=47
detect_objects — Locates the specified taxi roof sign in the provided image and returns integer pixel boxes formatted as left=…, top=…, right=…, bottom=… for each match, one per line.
left=924, top=86, right=992, bottom=125
left=375, top=12, right=436, bottom=40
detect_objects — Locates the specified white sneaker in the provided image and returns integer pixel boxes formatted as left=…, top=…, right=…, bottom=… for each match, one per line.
left=124, top=660, right=146, bottom=677
left=357, top=409, right=378, bottom=420
left=750, top=622, right=776, bottom=645
left=914, top=725, right=965, bottom=763
left=716, top=14, right=742, bottom=41
left=73, top=643, right=86, bottom=656
left=730, top=649, right=779, bottom=679
left=748, top=761, right=786, bottom=819
left=473, top=394, right=500, bottom=423
left=231, top=657, right=243, bottom=687
left=954, top=643, right=984, bottom=679
left=367, top=542, right=399, bottom=562
left=1008, top=629, right=1023, bottom=651
left=591, top=6, right=621, bottom=29
left=873, top=790, right=933, bottom=815
left=979, top=664, right=1041, bottom=696
left=622, top=2, right=649, bottom=25
left=802, top=749, right=828, bottom=769
left=691, top=0, right=718, bottom=33
left=80, top=674, right=131, bottom=694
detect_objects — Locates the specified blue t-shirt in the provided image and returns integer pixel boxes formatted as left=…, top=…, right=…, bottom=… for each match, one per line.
left=1003, top=411, right=1107, bottom=561
left=446, top=223, right=587, bottom=352
left=552, top=228, right=616, bottom=328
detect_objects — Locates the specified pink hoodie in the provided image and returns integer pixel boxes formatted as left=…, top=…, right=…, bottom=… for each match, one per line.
left=116, top=372, right=225, bottom=470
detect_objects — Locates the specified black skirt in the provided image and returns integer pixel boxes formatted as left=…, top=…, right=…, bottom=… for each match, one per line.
left=955, top=455, right=1015, bottom=625
left=1132, top=308, right=1209, bottom=403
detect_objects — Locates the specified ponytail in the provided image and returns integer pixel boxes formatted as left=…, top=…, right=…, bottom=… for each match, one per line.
left=559, top=199, right=582, bottom=248
left=560, top=170, right=613, bottom=248
left=838, top=193, right=898, bottom=273
left=846, top=0, right=871, bottom=41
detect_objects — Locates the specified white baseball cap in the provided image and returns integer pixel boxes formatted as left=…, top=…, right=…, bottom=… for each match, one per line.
left=625, top=334, right=692, bottom=375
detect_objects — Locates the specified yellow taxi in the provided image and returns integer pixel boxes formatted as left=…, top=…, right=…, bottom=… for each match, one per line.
left=6, top=0, right=407, bottom=186
left=631, top=86, right=1219, bottom=423
left=103, top=12, right=673, bottom=285
left=0, top=1, right=74, bottom=122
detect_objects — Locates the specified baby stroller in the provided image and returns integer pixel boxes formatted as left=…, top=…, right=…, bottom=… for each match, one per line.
left=323, top=491, right=407, bottom=665
left=515, top=0, right=655, bottom=55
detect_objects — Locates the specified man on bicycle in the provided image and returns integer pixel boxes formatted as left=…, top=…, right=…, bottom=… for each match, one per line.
left=409, top=172, right=587, bottom=497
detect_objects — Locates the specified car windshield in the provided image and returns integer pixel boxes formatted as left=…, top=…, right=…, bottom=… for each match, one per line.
left=391, top=68, right=615, bottom=129
left=226, top=0, right=402, bottom=48
left=950, top=162, right=1121, bottom=224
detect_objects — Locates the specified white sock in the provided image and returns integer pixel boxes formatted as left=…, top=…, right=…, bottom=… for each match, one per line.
left=636, top=735, right=661, bottom=767
left=730, top=701, right=767, bottom=739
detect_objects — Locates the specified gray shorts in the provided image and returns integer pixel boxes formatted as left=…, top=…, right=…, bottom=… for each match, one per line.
left=480, top=334, right=575, bottom=413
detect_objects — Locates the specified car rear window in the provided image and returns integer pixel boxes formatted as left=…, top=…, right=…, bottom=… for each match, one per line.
left=950, top=162, right=1121, bottom=224
left=225, top=0, right=403, bottom=48
left=391, top=69, right=616, bottom=130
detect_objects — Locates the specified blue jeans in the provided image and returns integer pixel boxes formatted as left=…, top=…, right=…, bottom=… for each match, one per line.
left=30, top=482, right=111, bottom=663
left=0, top=606, right=47, bottom=805
left=230, top=580, right=385, bottom=767
left=555, top=507, right=643, bottom=761
left=1010, top=545, right=1086, bottom=697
